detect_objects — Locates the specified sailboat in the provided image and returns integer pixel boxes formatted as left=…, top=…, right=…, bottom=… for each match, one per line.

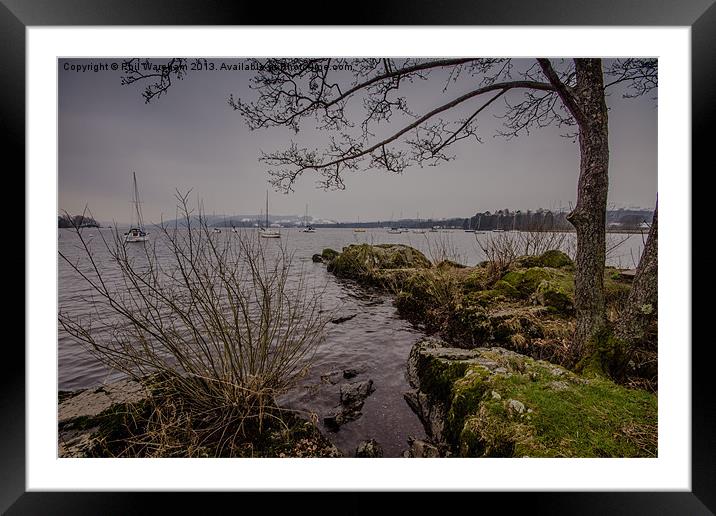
left=302, top=204, right=316, bottom=233
left=259, top=190, right=280, bottom=238
left=464, top=216, right=475, bottom=233
left=353, top=215, right=366, bottom=232
left=124, top=172, right=149, bottom=243
left=413, top=212, right=426, bottom=233
left=474, top=214, right=486, bottom=234
left=493, top=213, right=505, bottom=232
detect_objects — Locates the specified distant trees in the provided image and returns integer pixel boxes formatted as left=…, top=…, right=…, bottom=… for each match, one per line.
left=58, top=214, right=100, bottom=228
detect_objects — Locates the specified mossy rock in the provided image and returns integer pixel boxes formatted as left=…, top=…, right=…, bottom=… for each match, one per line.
left=463, top=289, right=506, bottom=308
left=321, top=248, right=340, bottom=261
left=500, top=268, right=552, bottom=298
left=538, top=249, right=573, bottom=268
left=533, top=280, right=574, bottom=313
left=514, top=250, right=573, bottom=269
left=409, top=340, right=657, bottom=458
left=448, top=302, right=492, bottom=347
left=395, top=272, right=436, bottom=323
left=327, top=244, right=431, bottom=281
left=487, top=306, right=546, bottom=347
left=493, top=279, right=520, bottom=298
left=462, top=268, right=491, bottom=292
left=395, top=269, right=461, bottom=333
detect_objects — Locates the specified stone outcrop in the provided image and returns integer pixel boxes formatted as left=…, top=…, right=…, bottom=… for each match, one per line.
left=327, top=244, right=432, bottom=282
left=404, top=338, right=657, bottom=457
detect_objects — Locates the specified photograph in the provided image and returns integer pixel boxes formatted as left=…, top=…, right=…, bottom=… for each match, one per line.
left=56, top=56, right=659, bottom=459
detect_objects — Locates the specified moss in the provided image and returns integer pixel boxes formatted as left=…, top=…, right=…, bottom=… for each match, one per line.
left=395, top=271, right=440, bottom=324
left=463, top=289, right=506, bottom=308
left=448, top=303, right=492, bottom=345
left=577, top=328, right=630, bottom=379
left=534, top=280, right=574, bottom=313
left=488, top=308, right=546, bottom=347
left=445, top=367, right=491, bottom=444
left=462, top=268, right=491, bottom=292
left=414, top=346, right=657, bottom=457
left=415, top=354, right=469, bottom=405
left=321, top=248, right=339, bottom=261
left=501, top=268, right=551, bottom=298
left=494, top=280, right=520, bottom=298
left=538, top=250, right=573, bottom=268
left=327, top=244, right=431, bottom=281
left=514, top=250, right=573, bottom=269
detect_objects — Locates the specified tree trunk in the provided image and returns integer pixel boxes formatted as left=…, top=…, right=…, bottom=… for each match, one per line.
left=616, top=203, right=658, bottom=346
left=565, top=59, right=610, bottom=361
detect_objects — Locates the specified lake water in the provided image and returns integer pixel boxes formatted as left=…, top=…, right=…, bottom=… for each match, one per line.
left=58, top=226, right=646, bottom=456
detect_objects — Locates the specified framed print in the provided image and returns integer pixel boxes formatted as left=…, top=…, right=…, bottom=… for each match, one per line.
left=6, top=0, right=709, bottom=513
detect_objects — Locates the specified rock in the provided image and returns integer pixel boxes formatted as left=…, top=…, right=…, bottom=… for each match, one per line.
left=324, top=379, right=376, bottom=431
left=312, top=253, right=324, bottom=263
left=323, top=412, right=347, bottom=431
left=327, top=244, right=431, bottom=281
left=405, top=338, right=658, bottom=458
left=538, top=250, right=573, bottom=268
left=507, top=399, right=526, bottom=415
left=533, top=280, right=574, bottom=313
left=355, top=439, right=384, bottom=457
left=514, top=250, right=573, bottom=269
left=58, top=378, right=149, bottom=458
left=321, top=248, right=340, bottom=261
left=404, top=437, right=441, bottom=458
left=340, top=379, right=375, bottom=407
left=435, top=259, right=466, bottom=269
left=500, top=268, right=552, bottom=298
left=342, top=368, right=361, bottom=379
left=331, top=313, right=357, bottom=324
left=58, top=378, right=146, bottom=424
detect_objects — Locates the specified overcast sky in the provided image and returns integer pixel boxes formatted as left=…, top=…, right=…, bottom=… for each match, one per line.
left=58, top=58, right=657, bottom=224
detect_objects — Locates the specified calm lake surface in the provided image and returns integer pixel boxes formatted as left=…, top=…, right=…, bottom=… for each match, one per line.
left=58, top=226, right=646, bottom=456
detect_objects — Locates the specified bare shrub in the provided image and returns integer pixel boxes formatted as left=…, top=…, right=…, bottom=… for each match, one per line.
left=517, top=230, right=568, bottom=257
left=475, top=232, right=520, bottom=281
left=420, top=231, right=465, bottom=265
left=58, top=193, right=331, bottom=456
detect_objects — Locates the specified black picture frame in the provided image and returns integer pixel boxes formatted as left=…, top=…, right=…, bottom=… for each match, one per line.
left=6, top=1, right=707, bottom=513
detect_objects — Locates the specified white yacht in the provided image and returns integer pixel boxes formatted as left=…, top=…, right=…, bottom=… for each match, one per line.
left=124, top=172, right=149, bottom=243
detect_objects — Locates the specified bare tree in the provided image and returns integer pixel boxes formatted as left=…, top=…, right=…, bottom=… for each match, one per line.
left=123, top=57, right=657, bottom=365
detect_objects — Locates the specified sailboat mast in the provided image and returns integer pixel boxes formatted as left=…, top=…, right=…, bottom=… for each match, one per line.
left=132, top=171, right=144, bottom=229
left=265, top=190, right=269, bottom=228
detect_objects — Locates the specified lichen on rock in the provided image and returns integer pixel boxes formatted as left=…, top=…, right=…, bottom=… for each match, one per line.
left=405, top=338, right=657, bottom=458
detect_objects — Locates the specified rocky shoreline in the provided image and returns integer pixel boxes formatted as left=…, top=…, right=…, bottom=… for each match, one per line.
left=316, top=243, right=657, bottom=457
left=58, top=243, right=657, bottom=458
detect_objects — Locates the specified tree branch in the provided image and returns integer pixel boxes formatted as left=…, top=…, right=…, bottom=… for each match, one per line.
left=537, top=58, right=587, bottom=126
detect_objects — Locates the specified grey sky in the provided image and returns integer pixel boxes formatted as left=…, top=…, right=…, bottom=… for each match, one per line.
left=58, top=58, right=657, bottom=224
